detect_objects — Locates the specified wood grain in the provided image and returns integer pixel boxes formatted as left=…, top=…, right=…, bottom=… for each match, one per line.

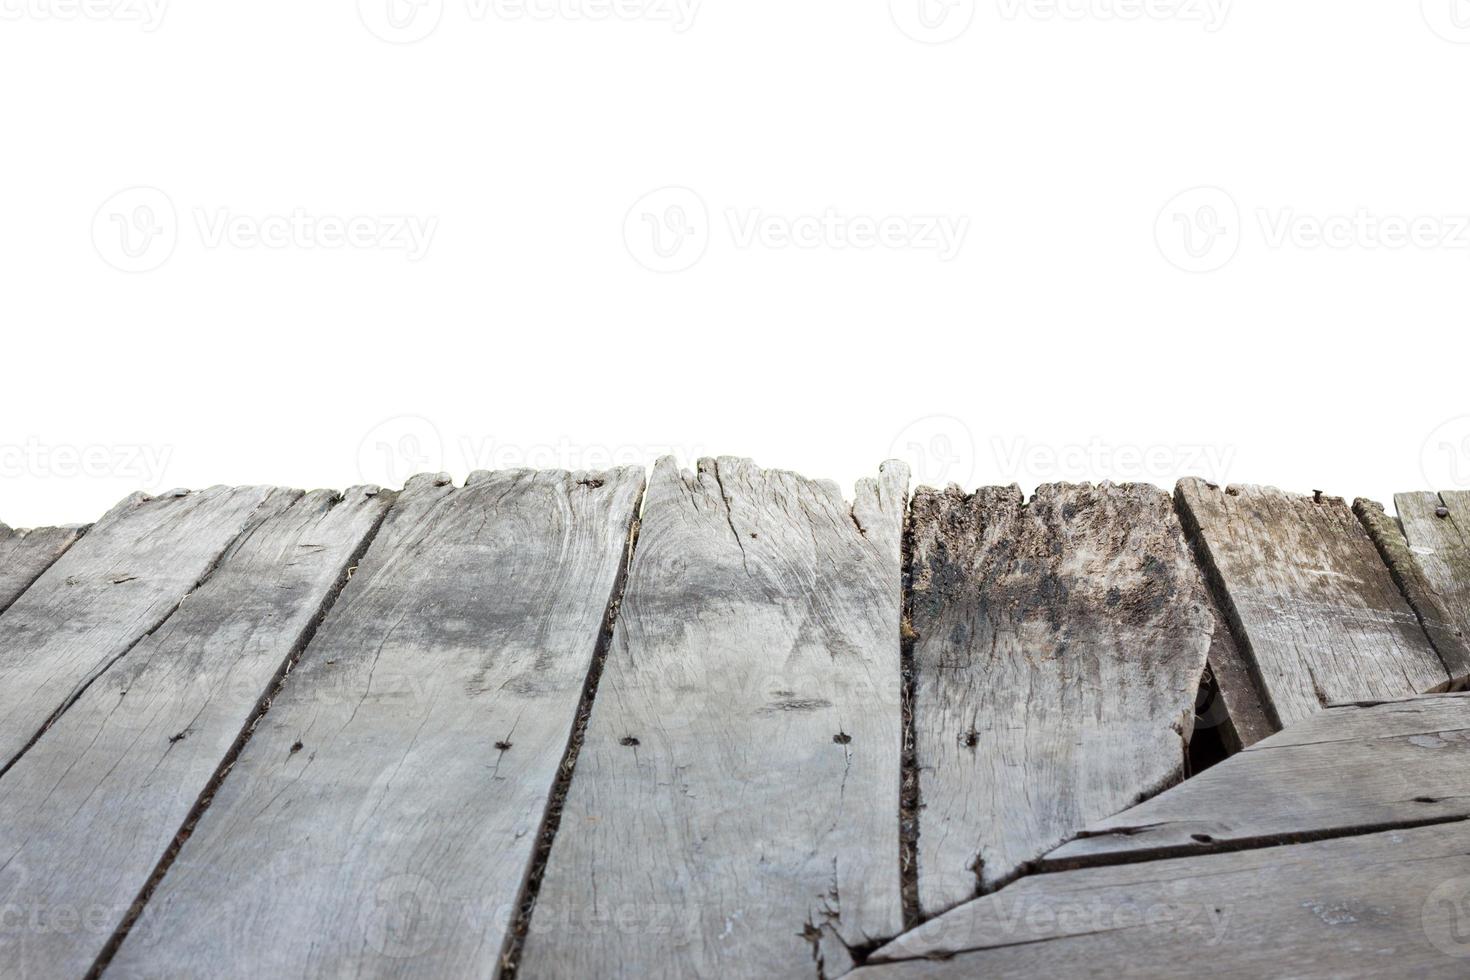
left=0, top=486, right=284, bottom=772
left=106, top=468, right=643, bottom=980
left=854, top=820, right=1470, bottom=978
left=0, top=487, right=390, bottom=978
left=1373, top=493, right=1470, bottom=684
left=1042, top=692, right=1470, bottom=867
left=1176, top=479, right=1448, bottom=728
left=517, top=457, right=909, bottom=980
left=0, top=521, right=85, bottom=613
left=907, top=483, right=1213, bottom=916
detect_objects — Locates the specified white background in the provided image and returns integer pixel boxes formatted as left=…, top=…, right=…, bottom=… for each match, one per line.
left=3, top=0, right=1470, bottom=528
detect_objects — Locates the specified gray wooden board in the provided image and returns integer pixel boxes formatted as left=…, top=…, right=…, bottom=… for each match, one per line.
left=853, top=820, right=1470, bottom=978
left=1042, top=692, right=1470, bottom=867
left=0, top=487, right=390, bottom=978
left=0, top=486, right=284, bottom=772
left=0, top=521, right=84, bottom=613
left=106, top=467, right=644, bottom=979
left=1176, top=479, right=1448, bottom=728
left=906, top=483, right=1213, bottom=916
left=517, top=457, right=909, bottom=979
left=1381, top=492, right=1470, bottom=683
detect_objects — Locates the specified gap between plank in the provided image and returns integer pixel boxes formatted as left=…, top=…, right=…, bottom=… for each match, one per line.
left=85, top=491, right=396, bottom=979
left=0, top=524, right=88, bottom=619
left=897, top=490, right=922, bottom=933
left=496, top=497, right=645, bottom=980
left=0, top=494, right=285, bottom=783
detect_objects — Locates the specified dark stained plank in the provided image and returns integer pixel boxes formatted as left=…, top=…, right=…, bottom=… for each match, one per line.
left=0, top=486, right=286, bottom=771
left=906, top=483, right=1213, bottom=916
left=1042, top=692, right=1470, bottom=868
left=1369, top=493, right=1470, bottom=684
left=0, top=520, right=85, bottom=612
left=854, top=820, right=1470, bottom=978
left=106, top=468, right=644, bottom=980
left=1176, top=479, right=1448, bottom=728
left=0, top=487, right=390, bottom=978
left=517, top=457, right=909, bottom=979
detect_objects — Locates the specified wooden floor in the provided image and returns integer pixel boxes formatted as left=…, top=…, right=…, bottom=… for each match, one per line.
left=1, top=461, right=1468, bottom=978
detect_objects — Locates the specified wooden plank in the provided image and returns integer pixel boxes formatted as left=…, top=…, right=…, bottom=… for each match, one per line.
left=1042, top=692, right=1470, bottom=868
left=517, top=457, right=909, bottom=979
left=0, top=487, right=390, bottom=978
left=1176, top=479, right=1448, bottom=728
left=0, top=521, right=85, bottom=612
left=106, top=468, right=643, bottom=979
left=1372, top=493, right=1470, bottom=684
left=0, top=486, right=285, bottom=771
left=1177, top=500, right=1275, bottom=753
left=906, top=483, right=1213, bottom=916
left=854, top=820, right=1470, bottom=978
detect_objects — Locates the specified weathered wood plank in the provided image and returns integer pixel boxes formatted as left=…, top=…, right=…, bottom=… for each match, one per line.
left=1176, top=479, right=1448, bottom=728
left=907, top=483, right=1213, bottom=916
left=106, top=468, right=643, bottom=979
left=1179, top=510, right=1275, bottom=753
left=518, top=457, right=909, bottom=979
left=1372, top=493, right=1470, bottom=684
left=0, top=486, right=285, bottom=771
left=1042, top=692, right=1470, bottom=868
left=0, top=487, right=390, bottom=978
left=0, top=521, right=85, bottom=613
left=855, top=820, right=1470, bottom=978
